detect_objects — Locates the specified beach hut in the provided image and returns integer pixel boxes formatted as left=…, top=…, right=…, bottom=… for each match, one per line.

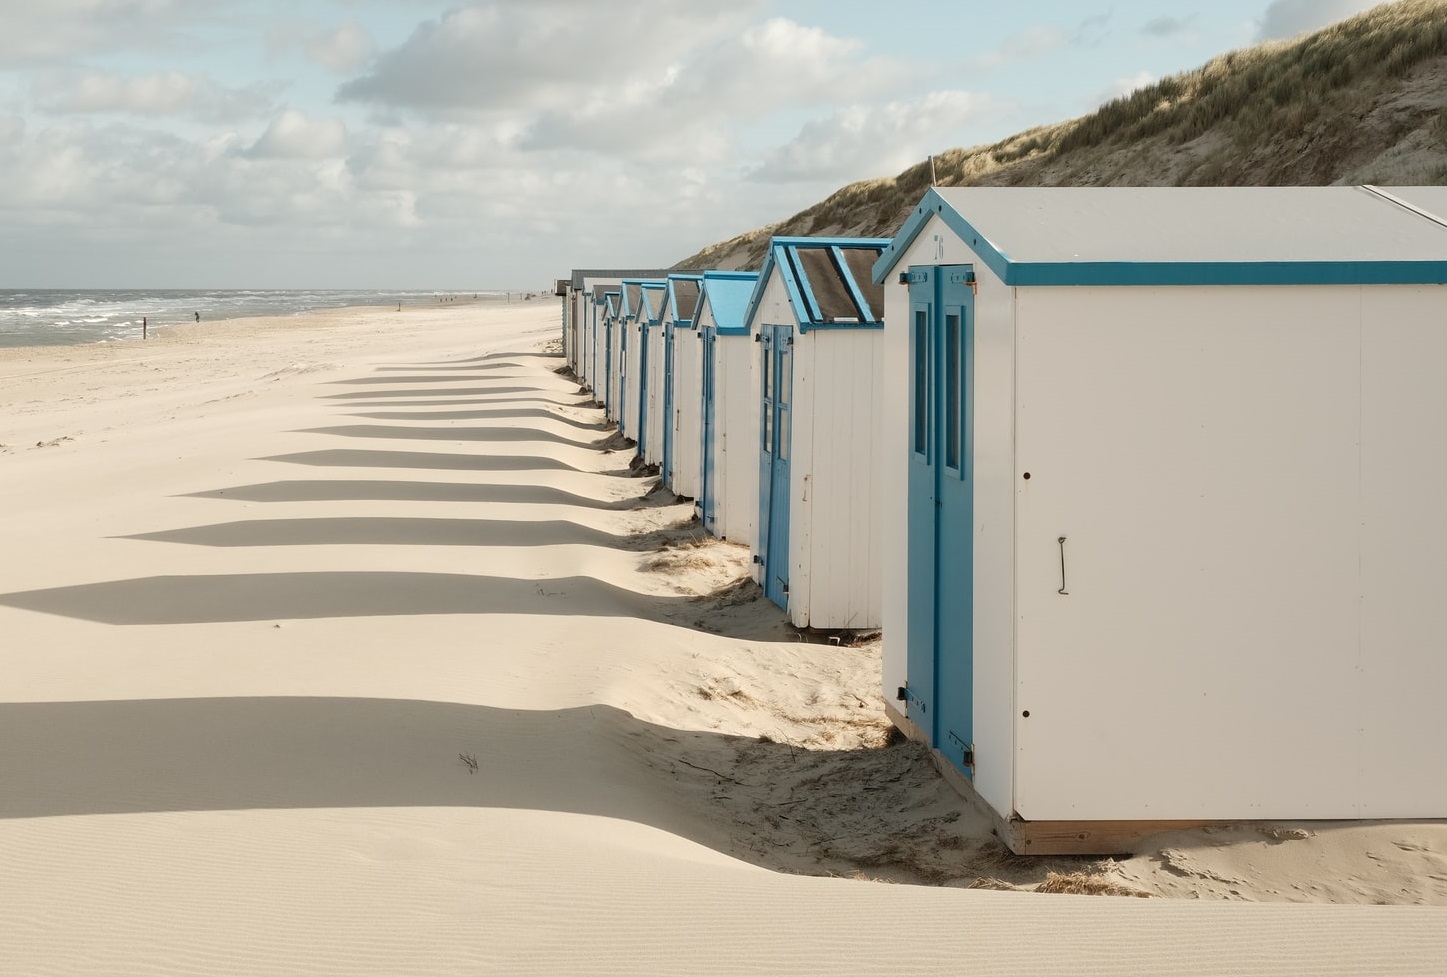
left=697, top=271, right=761, bottom=544
left=871, top=185, right=1447, bottom=853
left=600, top=290, right=622, bottom=418
left=565, top=270, right=674, bottom=402
left=636, top=281, right=669, bottom=467
left=661, top=274, right=705, bottom=496
left=615, top=280, right=663, bottom=444
left=744, top=236, right=891, bottom=629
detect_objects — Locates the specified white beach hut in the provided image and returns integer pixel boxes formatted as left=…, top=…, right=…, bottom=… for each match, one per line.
left=661, top=274, right=705, bottom=497
left=615, top=280, right=663, bottom=445
left=564, top=271, right=673, bottom=410
left=744, top=236, right=891, bottom=629
left=697, top=270, right=760, bottom=545
left=872, top=185, right=1447, bottom=853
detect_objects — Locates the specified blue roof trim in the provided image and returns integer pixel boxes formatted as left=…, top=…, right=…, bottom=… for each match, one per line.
left=638, top=282, right=667, bottom=326
left=701, top=270, right=760, bottom=336
left=744, top=236, right=891, bottom=333
left=664, top=273, right=704, bottom=329
left=1008, top=260, right=1447, bottom=286
left=873, top=187, right=1447, bottom=286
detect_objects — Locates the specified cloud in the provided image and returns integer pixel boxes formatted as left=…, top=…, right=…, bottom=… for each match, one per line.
left=1255, top=0, right=1381, bottom=41
left=1142, top=15, right=1197, bottom=37
left=32, top=70, right=275, bottom=123
left=748, top=91, right=999, bottom=184
left=244, top=110, right=348, bottom=159
left=967, top=14, right=1114, bottom=71
left=0, top=0, right=201, bottom=63
left=335, top=1, right=756, bottom=114
left=307, top=21, right=377, bottom=75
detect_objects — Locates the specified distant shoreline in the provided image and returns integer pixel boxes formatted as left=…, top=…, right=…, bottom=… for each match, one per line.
left=0, top=288, right=551, bottom=350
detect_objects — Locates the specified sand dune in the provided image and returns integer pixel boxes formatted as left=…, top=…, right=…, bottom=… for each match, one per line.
left=0, top=302, right=1443, bottom=975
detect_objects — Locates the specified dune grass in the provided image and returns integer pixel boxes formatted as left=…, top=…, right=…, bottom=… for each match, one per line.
left=678, top=0, right=1447, bottom=271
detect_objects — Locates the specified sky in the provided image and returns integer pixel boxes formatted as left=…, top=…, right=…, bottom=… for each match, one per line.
left=0, top=0, right=1390, bottom=289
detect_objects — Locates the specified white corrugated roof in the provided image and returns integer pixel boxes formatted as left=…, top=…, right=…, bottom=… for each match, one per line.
left=928, top=186, right=1447, bottom=265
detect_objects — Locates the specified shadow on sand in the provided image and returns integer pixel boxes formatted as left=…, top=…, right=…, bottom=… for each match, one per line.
left=293, top=424, right=606, bottom=449
left=183, top=480, right=637, bottom=509
left=259, top=449, right=589, bottom=473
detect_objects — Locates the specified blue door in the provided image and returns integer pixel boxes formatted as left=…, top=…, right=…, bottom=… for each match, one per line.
left=662, top=323, right=676, bottom=485
left=906, top=266, right=975, bottom=776
left=700, top=327, right=719, bottom=532
left=758, top=324, right=792, bottom=610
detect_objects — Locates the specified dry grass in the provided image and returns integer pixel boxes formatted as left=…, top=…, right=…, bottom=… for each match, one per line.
left=677, top=0, right=1447, bottom=271
left=1034, top=871, right=1154, bottom=898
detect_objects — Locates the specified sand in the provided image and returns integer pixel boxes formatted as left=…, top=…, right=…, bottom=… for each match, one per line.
left=0, top=301, right=1443, bottom=975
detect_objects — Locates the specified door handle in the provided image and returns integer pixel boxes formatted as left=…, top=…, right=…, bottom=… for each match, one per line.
left=1057, top=536, right=1069, bottom=595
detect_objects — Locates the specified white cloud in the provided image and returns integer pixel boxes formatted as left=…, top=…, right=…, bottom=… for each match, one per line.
left=1255, top=0, right=1381, bottom=41
left=0, top=0, right=202, bottom=63
left=749, top=91, right=999, bottom=184
left=32, top=70, right=274, bottom=123
left=245, top=109, right=348, bottom=159
left=306, top=21, right=377, bottom=75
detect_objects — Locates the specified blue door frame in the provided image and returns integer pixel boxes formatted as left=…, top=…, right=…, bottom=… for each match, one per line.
left=662, top=323, right=676, bottom=485
left=758, top=323, right=793, bottom=610
left=905, top=265, right=976, bottom=777
left=700, top=327, right=719, bottom=532
left=619, top=319, right=630, bottom=435
left=637, top=322, right=651, bottom=455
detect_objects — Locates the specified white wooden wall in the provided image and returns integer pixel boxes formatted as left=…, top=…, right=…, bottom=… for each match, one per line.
left=644, top=324, right=667, bottom=467
left=1016, top=283, right=1447, bottom=821
left=718, top=333, right=758, bottom=548
left=671, top=326, right=704, bottom=499
left=623, top=318, right=644, bottom=438
left=788, top=327, right=884, bottom=629
left=607, top=316, right=624, bottom=424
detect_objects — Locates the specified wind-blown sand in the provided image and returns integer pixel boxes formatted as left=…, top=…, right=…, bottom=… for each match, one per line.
left=0, top=302, right=1443, bottom=975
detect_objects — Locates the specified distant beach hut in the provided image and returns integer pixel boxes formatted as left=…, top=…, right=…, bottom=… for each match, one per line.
left=744, top=236, right=891, bottom=628
left=872, top=185, right=1447, bottom=853
left=564, top=270, right=673, bottom=403
left=660, top=274, right=704, bottom=496
left=696, top=270, right=760, bottom=544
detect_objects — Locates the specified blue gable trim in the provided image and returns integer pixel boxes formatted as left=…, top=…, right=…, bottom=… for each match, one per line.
left=744, top=235, right=891, bottom=334
left=664, top=273, right=704, bottom=329
left=701, top=271, right=760, bottom=336
left=874, top=187, right=1447, bottom=287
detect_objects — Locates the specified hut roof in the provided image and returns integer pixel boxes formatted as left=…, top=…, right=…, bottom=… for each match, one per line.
left=699, top=271, right=760, bottom=336
left=746, top=236, right=892, bottom=333
left=874, top=186, right=1447, bottom=287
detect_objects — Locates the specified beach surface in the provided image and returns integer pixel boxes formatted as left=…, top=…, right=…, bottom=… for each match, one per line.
left=0, top=301, right=1444, bottom=975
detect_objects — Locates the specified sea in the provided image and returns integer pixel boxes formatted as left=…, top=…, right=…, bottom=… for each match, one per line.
left=0, top=289, right=509, bottom=349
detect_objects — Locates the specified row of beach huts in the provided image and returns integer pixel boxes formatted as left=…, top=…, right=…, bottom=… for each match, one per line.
left=557, top=185, right=1447, bottom=853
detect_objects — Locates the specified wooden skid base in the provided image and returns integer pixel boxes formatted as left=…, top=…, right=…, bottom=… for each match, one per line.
left=883, top=700, right=1212, bottom=856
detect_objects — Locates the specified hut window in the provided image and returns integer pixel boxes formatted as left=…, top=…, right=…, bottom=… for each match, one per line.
left=913, top=310, right=928, bottom=457
left=945, top=312, right=961, bottom=472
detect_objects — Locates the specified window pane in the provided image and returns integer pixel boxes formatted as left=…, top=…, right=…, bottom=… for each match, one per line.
left=913, top=310, right=928, bottom=456
left=945, top=313, right=960, bottom=470
left=779, top=345, right=792, bottom=406
left=779, top=405, right=790, bottom=461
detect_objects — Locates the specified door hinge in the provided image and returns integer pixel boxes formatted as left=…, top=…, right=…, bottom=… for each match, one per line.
left=947, top=730, right=974, bottom=767
left=751, top=554, right=763, bottom=565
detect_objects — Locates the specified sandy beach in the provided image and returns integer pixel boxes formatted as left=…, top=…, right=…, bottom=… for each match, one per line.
left=0, top=301, right=1444, bottom=975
